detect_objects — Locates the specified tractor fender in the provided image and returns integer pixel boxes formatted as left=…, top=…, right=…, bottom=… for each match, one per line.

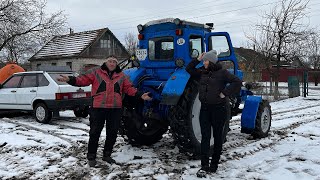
left=123, top=67, right=146, bottom=86
left=161, top=69, right=190, bottom=105
left=241, top=95, right=262, bottom=132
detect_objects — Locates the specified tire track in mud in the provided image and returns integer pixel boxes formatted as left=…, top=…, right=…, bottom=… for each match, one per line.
left=80, top=104, right=320, bottom=178
left=0, top=118, right=79, bottom=147
left=0, top=118, right=92, bottom=180
left=229, top=103, right=320, bottom=126
left=222, top=116, right=320, bottom=162
left=51, top=121, right=89, bottom=133
left=272, top=103, right=320, bottom=115
left=8, top=114, right=90, bottom=134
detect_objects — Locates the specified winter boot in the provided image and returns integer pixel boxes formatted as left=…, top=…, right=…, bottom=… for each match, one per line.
left=102, top=155, right=116, bottom=164
left=209, top=163, right=218, bottom=173
left=88, top=159, right=97, bottom=167
left=196, top=166, right=210, bottom=178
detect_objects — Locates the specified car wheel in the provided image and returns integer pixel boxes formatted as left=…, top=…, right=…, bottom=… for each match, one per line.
left=34, top=103, right=52, bottom=124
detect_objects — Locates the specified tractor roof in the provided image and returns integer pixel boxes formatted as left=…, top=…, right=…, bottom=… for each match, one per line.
left=144, top=18, right=213, bottom=30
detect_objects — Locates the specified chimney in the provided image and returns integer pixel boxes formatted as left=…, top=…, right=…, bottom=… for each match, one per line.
left=69, top=28, right=74, bottom=34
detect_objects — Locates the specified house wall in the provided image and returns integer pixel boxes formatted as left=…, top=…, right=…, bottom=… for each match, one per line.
left=84, top=31, right=129, bottom=58
left=30, top=58, right=107, bottom=73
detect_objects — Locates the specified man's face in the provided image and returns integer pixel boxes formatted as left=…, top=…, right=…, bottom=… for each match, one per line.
left=203, top=60, right=210, bottom=69
left=106, top=57, right=117, bottom=71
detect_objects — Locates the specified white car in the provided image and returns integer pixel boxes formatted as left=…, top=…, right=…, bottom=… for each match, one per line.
left=0, top=70, right=91, bottom=123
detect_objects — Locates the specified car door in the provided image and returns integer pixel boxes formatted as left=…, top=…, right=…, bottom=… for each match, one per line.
left=0, top=75, right=23, bottom=109
left=15, top=74, right=38, bottom=110
left=36, top=73, right=52, bottom=100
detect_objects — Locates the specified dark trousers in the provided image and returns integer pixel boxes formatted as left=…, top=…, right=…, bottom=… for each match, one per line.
left=199, top=104, right=227, bottom=167
left=87, top=108, right=121, bottom=160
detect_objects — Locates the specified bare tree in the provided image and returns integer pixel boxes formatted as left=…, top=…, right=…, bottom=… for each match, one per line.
left=0, top=0, right=66, bottom=63
left=306, top=32, right=320, bottom=85
left=124, top=32, right=138, bottom=55
left=247, top=0, right=310, bottom=99
left=246, top=19, right=276, bottom=94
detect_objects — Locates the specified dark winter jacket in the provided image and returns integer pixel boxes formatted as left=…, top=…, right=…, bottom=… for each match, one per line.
left=67, top=63, right=143, bottom=108
left=186, top=60, right=242, bottom=105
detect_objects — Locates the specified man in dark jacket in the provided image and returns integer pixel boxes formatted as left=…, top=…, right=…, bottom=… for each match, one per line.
left=58, top=55, right=152, bottom=167
left=186, top=50, right=242, bottom=176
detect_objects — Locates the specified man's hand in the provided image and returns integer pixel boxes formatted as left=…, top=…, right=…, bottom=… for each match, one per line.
left=141, top=92, right=152, bottom=101
left=57, top=75, right=70, bottom=82
left=198, top=52, right=206, bottom=61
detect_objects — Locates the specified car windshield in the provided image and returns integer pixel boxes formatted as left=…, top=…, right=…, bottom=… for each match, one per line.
left=49, top=73, right=74, bottom=85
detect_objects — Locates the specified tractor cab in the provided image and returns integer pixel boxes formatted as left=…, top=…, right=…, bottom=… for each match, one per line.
left=134, top=18, right=242, bottom=80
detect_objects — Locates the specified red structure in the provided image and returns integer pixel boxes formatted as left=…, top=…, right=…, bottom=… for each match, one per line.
left=0, top=63, right=25, bottom=83
left=261, top=67, right=317, bottom=82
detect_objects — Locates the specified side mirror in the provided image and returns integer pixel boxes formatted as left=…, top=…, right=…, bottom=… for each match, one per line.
left=191, top=49, right=200, bottom=59
left=132, top=60, right=140, bottom=67
left=130, top=54, right=140, bottom=68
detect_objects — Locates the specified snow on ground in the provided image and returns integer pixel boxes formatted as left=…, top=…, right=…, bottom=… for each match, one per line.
left=1, top=87, right=320, bottom=179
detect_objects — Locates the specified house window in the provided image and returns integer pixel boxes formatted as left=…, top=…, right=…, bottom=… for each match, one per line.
left=66, top=62, right=72, bottom=70
left=100, top=40, right=109, bottom=48
left=36, top=64, right=41, bottom=67
left=52, top=63, right=57, bottom=66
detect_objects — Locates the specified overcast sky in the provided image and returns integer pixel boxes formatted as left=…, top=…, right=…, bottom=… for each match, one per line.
left=46, top=0, right=320, bottom=47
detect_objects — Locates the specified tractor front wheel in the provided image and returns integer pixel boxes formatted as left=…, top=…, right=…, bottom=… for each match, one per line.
left=122, top=103, right=169, bottom=145
left=252, top=100, right=272, bottom=138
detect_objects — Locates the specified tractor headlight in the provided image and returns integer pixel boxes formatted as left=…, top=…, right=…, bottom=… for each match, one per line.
left=137, top=24, right=144, bottom=33
left=175, top=59, right=185, bottom=68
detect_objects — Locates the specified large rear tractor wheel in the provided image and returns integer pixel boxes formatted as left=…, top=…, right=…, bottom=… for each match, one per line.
left=168, top=80, right=230, bottom=156
left=122, top=98, right=169, bottom=145
left=252, top=100, right=272, bottom=138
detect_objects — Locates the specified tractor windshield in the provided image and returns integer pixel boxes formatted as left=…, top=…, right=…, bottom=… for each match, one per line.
left=148, top=36, right=174, bottom=60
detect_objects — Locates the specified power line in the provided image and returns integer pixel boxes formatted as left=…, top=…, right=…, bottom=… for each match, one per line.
left=110, top=0, right=320, bottom=42
left=103, top=0, right=225, bottom=24
left=107, top=0, right=243, bottom=27
left=69, top=0, right=238, bottom=30
left=70, top=0, right=268, bottom=31
left=187, top=1, right=279, bottom=20
left=109, top=0, right=277, bottom=33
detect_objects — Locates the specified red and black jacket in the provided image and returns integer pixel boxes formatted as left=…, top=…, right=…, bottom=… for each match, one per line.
left=68, top=63, right=143, bottom=108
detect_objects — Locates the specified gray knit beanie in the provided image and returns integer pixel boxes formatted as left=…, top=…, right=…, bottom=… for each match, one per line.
left=202, top=50, right=218, bottom=64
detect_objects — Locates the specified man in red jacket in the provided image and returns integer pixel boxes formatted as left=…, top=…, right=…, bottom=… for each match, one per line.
left=58, top=55, right=152, bottom=167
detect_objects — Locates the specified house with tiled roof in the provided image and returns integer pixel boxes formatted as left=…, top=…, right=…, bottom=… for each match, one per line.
left=29, top=28, right=129, bottom=72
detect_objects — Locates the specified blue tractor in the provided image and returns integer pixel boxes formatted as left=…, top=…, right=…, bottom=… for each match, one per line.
left=121, top=18, right=271, bottom=155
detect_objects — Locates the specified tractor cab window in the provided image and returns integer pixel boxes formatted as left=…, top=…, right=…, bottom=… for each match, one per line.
left=209, top=36, right=230, bottom=57
left=189, top=35, right=203, bottom=58
left=220, top=60, right=235, bottom=75
left=149, top=37, right=174, bottom=60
